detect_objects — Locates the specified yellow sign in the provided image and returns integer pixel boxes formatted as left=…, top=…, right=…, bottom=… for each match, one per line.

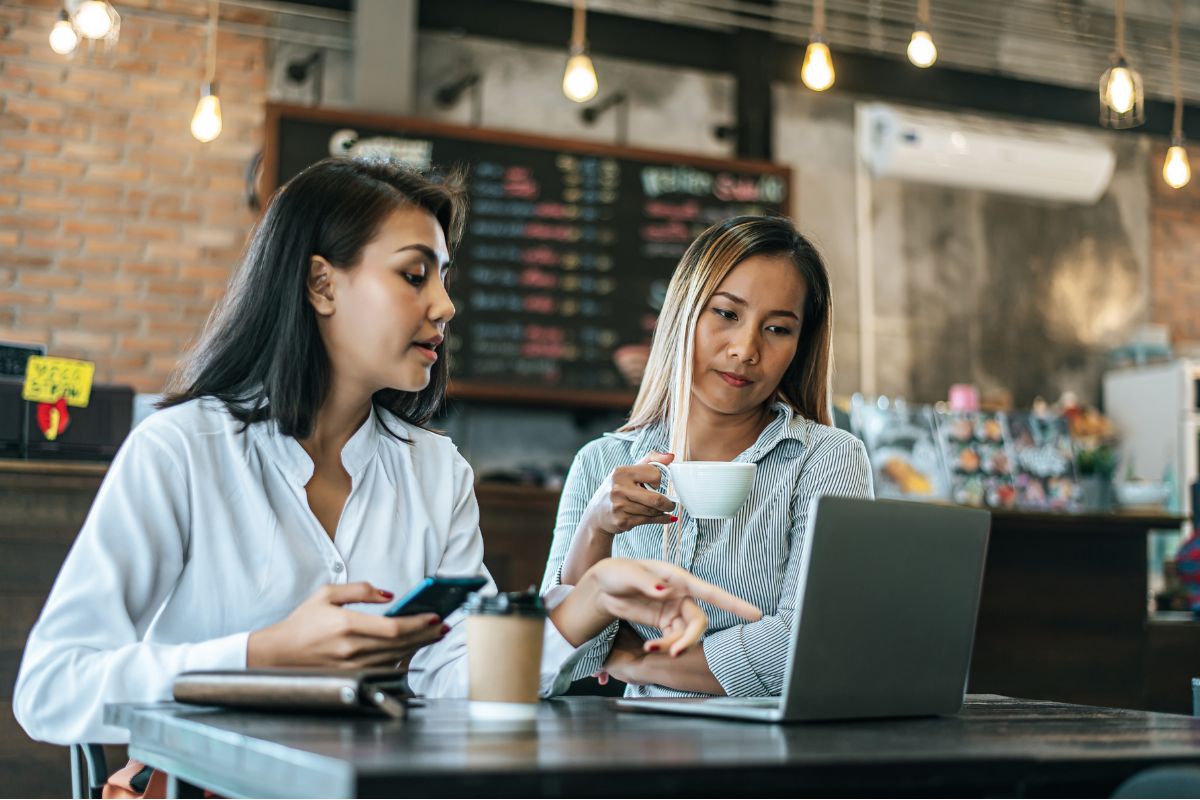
left=22, top=356, right=95, bottom=408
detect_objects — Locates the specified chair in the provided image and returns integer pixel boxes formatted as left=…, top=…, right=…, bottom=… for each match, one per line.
left=1111, top=765, right=1200, bottom=798
left=1113, top=690, right=1200, bottom=798
left=69, top=743, right=108, bottom=799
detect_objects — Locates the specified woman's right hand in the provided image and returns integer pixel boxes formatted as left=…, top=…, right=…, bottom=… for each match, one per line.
left=247, top=582, right=447, bottom=669
left=579, top=451, right=679, bottom=537
left=550, top=557, right=763, bottom=652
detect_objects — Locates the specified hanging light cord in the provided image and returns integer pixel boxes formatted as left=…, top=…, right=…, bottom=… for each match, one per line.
left=205, top=0, right=219, bottom=84
left=917, top=0, right=930, bottom=27
left=571, top=0, right=586, bottom=50
left=1114, top=0, right=1126, bottom=59
left=813, top=0, right=826, bottom=36
left=1171, top=0, right=1183, bottom=140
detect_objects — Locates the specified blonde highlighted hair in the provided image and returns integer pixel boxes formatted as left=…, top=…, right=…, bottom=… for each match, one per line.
left=621, top=216, right=834, bottom=558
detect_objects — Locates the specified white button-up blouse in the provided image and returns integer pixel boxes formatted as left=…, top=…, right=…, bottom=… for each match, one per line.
left=14, top=397, right=579, bottom=745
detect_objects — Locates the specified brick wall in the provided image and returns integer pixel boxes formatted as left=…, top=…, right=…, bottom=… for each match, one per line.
left=1150, top=148, right=1200, bottom=350
left=0, top=0, right=268, bottom=393
left=2, top=0, right=1199, bottom=393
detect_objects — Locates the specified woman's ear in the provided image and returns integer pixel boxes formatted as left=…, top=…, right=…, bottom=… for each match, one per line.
left=307, top=256, right=336, bottom=316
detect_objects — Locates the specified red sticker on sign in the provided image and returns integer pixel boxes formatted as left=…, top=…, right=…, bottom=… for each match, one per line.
left=36, top=396, right=70, bottom=441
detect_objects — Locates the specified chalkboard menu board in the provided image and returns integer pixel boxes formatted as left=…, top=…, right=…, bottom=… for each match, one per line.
left=0, top=341, right=44, bottom=379
left=265, top=104, right=791, bottom=408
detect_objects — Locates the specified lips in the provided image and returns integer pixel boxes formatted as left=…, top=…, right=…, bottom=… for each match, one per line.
left=411, top=335, right=443, bottom=363
left=717, top=370, right=753, bottom=388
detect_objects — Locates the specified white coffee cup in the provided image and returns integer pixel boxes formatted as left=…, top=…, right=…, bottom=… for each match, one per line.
left=649, top=461, right=756, bottom=520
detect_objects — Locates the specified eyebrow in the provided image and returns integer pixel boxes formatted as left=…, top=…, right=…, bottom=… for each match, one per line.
left=395, top=244, right=451, bottom=269
left=712, top=291, right=800, bottom=321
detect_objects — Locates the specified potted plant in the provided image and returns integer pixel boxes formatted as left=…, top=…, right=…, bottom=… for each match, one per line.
left=1066, top=402, right=1118, bottom=511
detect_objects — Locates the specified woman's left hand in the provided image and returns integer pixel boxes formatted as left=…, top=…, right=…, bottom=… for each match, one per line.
left=549, top=557, right=763, bottom=654
left=596, top=625, right=649, bottom=685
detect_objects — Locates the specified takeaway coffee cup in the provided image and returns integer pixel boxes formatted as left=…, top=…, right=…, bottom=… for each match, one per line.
left=465, top=590, right=545, bottom=720
left=649, top=461, right=756, bottom=520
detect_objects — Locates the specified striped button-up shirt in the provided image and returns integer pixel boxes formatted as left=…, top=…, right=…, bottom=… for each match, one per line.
left=541, top=401, right=874, bottom=697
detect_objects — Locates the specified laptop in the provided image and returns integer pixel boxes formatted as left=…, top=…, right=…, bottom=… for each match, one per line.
left=615, top=496, right=991, bottom=722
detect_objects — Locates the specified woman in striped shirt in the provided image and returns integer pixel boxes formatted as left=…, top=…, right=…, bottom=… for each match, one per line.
left=541, top=215, right=874, bottom=697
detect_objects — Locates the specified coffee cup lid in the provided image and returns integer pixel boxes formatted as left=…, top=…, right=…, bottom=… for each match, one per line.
left=465, top=588, right=546, bottom=618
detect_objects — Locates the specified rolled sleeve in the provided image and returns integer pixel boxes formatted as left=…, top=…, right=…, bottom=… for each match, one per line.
left=565, top=619, right=620, bottom=683
left=702, top=616, right=792, bottom=696
left=540, top=584, right=619, bottom=688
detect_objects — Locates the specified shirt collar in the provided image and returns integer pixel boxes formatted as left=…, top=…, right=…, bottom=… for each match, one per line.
left=612, top=399, right=812, bottom=463
left=743, top=400, right=811, bottom=462
left=252, top=404, right=382, bottom=486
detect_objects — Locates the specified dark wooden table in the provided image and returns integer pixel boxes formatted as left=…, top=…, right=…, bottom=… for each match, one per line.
left=106, top=695, right=1200, bottom=798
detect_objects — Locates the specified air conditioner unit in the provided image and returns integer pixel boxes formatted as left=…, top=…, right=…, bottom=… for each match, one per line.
left=856, top=103, right=1115, bottom=203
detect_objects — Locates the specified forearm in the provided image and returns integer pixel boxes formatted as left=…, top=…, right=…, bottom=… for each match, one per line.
left=15, top=632, right=248, bottom=744
left=560, top=523, right=614, bottom=586
left=546, top=569, right=612, bottom=647
left=628, top=645, right=725, bottom=695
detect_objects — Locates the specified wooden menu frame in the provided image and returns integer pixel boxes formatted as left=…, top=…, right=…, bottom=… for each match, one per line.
left=263, top=103, right=793, bottom=411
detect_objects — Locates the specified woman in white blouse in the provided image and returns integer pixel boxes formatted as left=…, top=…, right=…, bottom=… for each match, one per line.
left=542, top=215, right=873, bottom=698
left=13, top=158, right=760, bottom=746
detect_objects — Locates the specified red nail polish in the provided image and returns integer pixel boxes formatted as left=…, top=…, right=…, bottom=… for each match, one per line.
left=428, top=617, right=442, bottom=626
left=648, top=644, right=661, bottom=652
left=378, top=590, right=394, bottom=599
left=669, top=515, right=679, bottom=522
left=655, top=584, right=666, bottom=591
left=441, top=624, right=451, bottom=634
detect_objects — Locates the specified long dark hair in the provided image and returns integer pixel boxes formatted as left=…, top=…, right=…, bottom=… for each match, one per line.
left=623, top=215, right=834, bottom=450
left=159, top=157, right=467, bottom=439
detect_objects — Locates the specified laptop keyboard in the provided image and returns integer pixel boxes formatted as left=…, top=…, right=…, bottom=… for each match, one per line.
left=701, top=697, right=780, bottom=708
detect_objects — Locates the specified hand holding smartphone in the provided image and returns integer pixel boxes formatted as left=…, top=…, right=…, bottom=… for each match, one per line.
left=384, top=576, right=488, bottom=619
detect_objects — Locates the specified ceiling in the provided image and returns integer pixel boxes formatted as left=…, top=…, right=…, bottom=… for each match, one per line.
left=527, top=0, right=1200, bottom=106
left=278, top=0, right=1200, bottom=106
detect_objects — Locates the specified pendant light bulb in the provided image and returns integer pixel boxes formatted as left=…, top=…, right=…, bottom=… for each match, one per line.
left=1164, top=142, right=1191, bottom=189
left=563, top=0, right=598, bottom=103
left=49, top=12, right=79, bottom=55
left=74, top=1, right=114, bottom=40
left=563, top=50, right=598, bottom=103
left=191, top=83, right=223, bottom=143
left=801, top=38, right=835, bottom=91
left=192, top=0, right=222, bottom=142
left=1103, top=65, right=1136, bottom=114
left=1163, top=1, right=1189, bottom=188
left=907, top=28, right=937, bottom=68
left=1098, top=0, right=1144, bottom=129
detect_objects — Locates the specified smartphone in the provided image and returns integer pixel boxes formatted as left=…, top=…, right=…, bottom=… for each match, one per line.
left=383, top=576, right=488, bottom=618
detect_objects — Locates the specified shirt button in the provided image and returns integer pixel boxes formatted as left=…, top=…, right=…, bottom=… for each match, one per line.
left=332, top=562, right=344, bottom=574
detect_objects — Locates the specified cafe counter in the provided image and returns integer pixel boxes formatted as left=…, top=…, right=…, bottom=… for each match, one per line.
left=0, top=459, right=114, bottom=798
